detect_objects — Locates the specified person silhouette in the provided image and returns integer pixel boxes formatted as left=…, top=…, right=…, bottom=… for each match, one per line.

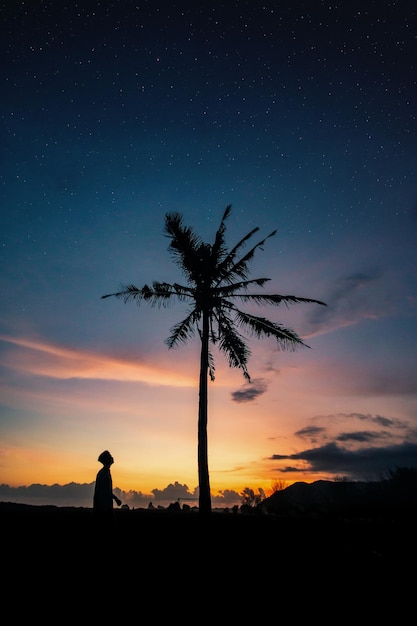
left=93, top=450, right=122, bottom=531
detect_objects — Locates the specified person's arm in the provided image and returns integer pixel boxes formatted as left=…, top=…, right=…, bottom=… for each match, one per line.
left=113, top=493, right=122, bottom=506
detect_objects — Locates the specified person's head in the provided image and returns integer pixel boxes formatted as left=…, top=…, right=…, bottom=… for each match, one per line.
left=98, top=450, right=114, bottom=466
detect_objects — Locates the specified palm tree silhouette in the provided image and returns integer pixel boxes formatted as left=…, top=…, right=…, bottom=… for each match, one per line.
left=102, top=205, right=326, bottom=518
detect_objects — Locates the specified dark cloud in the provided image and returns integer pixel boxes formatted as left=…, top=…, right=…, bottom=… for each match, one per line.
left=269, top=441, right=417, bottom=480
left=336, top=431, right=391, bottom=444
left=295, top=414, right=406, bottom=449
left=295, top=425, right=326, bottom=439
left=332, top=413, right=409, bottom=430
left=231, top=378, right=268, bottom=403
left=373, top=414, right=406, bottom=428
left=278, top=412, right=417, bottom=479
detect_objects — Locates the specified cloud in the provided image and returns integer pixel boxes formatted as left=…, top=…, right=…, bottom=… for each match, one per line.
left=269, top=441, right=417, bottom=480
left=0, top=482, right=95, bottom=507
left=336, top=431, right=390, bottom=444
left=231, top=378, right=268, bottom=403
left=306, top=411, right=411, bottom=437
left=0, top=334, right=195, bottom=387
left=0, top=481, right=243, bottom=509
left=294, top=426, right=326, bottom=442
left=303, top=269, right=393, bottom=337
left=212, top=489, right=242, bottom=507
left=151, top=481, right=197, bottom=503
left=267, top=411, right=417, bottom=480
left=150, top=482, right=242, bottom=507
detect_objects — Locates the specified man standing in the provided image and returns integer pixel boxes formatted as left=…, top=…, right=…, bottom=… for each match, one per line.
left=93, top=450, right=122, bottom=531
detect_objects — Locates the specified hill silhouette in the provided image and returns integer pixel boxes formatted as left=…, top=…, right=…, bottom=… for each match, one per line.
left=258, top=475, right=417, bottom=520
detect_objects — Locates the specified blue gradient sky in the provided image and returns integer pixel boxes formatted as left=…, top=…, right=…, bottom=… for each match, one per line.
left=1, top=1, right=416, bottom=508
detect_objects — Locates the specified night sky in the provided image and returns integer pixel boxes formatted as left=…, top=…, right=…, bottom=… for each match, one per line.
left=1, top=1, right=416, bottom=508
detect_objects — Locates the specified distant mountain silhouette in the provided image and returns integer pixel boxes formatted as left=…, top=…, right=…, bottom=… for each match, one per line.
left=258, top=475, right=417, bottom=519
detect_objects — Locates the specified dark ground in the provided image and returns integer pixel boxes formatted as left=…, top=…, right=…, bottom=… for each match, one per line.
left=2, top=502, right=415, bottom=617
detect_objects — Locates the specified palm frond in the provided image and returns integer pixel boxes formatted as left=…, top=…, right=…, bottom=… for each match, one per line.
left=165, top=311, right=197, bottom=348
left=233, top=309, right=309, bottom=349
left=164, top=212, right=204, bottom=283
left=215, top=278, right=272, bottom=297
left=231, top=293, right=327, bottom=307
left=218, top=230, right=277, bottom=282
left=211, top=204, right=231, bottom=262
left=216, top=226, right=260, bottom=282
left=101, top=283, right=147, bottom=303
left=102, top=282, right=194, bottom=308
left=220, top=230, right=277, bottom=284
left=217, top=313, right=251, bottom=381
left=207, top=348, right=216, bottom=381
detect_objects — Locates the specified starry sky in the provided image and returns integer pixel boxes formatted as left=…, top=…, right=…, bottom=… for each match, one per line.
left=1, top=1, right=417, bottom=509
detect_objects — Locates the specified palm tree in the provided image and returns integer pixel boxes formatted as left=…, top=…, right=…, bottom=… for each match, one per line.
left=102, top=205, right=326, bottom=518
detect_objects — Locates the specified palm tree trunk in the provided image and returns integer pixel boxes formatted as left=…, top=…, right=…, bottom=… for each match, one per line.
left=198, top=309, right=211, bottom=518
